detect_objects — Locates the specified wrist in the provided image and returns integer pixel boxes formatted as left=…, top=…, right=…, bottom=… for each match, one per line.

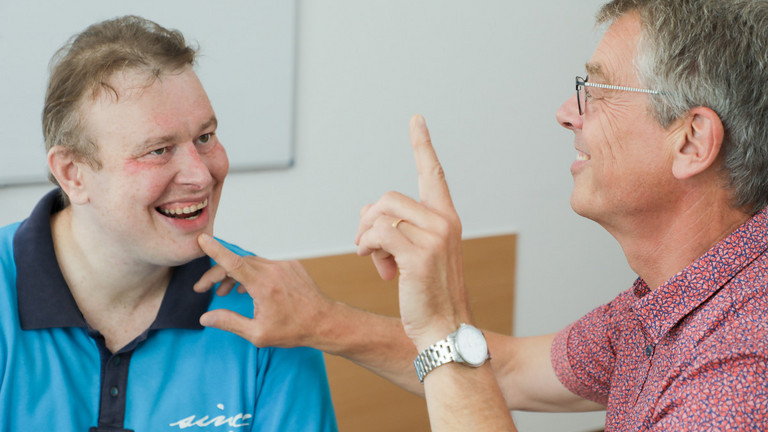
left=307, top=298, right=346, bottom=353
left=413, top=323, right=490, bottom=383
left=411, top=321, right=461, bottom=353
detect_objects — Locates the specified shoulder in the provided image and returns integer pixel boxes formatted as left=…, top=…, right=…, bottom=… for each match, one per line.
left=0, top=222, right=21, bottom=268
left=213, top=237, right=255, bottom=258
left=0, top=222, right=21, bottom=245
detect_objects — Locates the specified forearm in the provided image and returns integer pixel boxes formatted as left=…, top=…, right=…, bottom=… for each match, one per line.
left=424, top=362, right=516, bottom=431
left=312, top=307, right=517, bottom=430
left=308, top=305, right=602, bottom=412
left=313, top=300, right=424, bottom=395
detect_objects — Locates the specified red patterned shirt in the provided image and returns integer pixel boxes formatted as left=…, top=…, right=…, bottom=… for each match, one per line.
left=552, top=207, right=768, bottom=431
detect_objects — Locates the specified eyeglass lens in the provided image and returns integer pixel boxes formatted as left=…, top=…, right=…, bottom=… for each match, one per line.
left=576, top=76, right=586, bottom=115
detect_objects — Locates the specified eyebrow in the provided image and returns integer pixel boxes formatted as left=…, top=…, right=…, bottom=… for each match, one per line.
left=585, top=62, right=611, bottom=83
left=199, top=115, right=218, bottom=133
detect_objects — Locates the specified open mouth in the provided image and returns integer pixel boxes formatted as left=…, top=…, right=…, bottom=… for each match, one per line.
left=157, top=199, right=208, bottom=220
left=576, top=151, right=591, bottom=161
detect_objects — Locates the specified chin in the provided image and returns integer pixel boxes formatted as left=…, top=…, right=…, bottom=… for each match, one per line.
left=570, top=192, right=587, bottom=216
left=156, top=240, right=208, bottom=267
left=570, top=193, right=601, bottom=223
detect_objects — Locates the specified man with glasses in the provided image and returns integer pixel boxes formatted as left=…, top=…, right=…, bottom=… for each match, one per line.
left=194, top=0, right=768, bottom=430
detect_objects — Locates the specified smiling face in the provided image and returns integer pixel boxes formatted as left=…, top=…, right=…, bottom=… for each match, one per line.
left=72, top=66, right=229, bottom=267
left=556, top=12, right=679, bottom=230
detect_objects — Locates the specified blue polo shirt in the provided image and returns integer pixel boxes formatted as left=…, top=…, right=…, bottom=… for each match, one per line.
left=0, top=190, right=338, bottom=432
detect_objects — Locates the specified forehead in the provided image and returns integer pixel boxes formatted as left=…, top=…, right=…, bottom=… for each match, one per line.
left=79, top=67, right=214, bottom=149
left=586, top=12, right=643, bottom=85
left=92, top=66, right=207, bottom=111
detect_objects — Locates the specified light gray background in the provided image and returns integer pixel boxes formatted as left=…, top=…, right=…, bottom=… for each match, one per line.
left=0, top=1, right=635, bottom=430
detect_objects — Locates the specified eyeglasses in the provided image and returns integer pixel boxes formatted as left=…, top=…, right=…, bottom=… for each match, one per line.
left=575, top=76, right=661, bottom=115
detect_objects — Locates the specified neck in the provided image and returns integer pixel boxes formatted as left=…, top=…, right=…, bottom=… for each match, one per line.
left=604, top=190, right=750, bottom=290
left=51, top=207, right=170, bottom=351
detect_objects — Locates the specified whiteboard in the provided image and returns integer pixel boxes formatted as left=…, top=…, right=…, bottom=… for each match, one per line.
left=0, top=0, right=296, bottom=186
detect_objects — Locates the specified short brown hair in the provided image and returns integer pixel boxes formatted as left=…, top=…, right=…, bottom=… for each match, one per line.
left=43, top=15, right=197, bottom=185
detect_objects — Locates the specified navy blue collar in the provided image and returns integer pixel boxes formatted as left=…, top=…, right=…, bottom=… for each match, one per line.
left=14, top=189, right=213, bottom=331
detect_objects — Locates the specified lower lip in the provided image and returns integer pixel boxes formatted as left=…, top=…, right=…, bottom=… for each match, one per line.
left=159, top=206, right=211, bottom=231
left=571, top=159, right=589, bottom=174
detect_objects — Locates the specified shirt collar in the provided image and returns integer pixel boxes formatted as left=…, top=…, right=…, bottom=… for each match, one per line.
left=632, top=207, right=768, bottom=342
left=15, top=189, right=213, bottom=331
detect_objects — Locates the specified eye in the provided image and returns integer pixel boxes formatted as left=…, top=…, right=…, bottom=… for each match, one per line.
left=194, top=132, right=217, bottom=153
left=196, top=133, right=212, bottom=145
left=150, top=147, right=168, bottom=156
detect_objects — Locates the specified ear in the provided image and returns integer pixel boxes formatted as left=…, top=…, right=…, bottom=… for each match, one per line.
left=671, top=107, right=724, bottom=180
left=47, top=146, right=89, bottom=205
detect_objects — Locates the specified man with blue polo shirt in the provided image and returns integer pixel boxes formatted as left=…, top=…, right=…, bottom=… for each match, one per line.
left=0, top=15, right=337, bottom=431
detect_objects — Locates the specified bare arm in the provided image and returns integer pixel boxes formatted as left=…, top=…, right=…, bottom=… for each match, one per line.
left=489, top=332, right=605, bottom=412
left=192, top=243, right=419, bottom=389
left=319, top=306, right=602, bottom=413
left=194, top=116, right=602, bottom=429
left=194, top=235, right=601, bottom=416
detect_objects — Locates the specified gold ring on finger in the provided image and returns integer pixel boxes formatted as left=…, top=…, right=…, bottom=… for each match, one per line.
left=392, top=218, right=405, bottom=229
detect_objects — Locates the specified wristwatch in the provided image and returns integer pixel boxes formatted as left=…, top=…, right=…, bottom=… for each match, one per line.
left=413, top=323, right=490, bottom=383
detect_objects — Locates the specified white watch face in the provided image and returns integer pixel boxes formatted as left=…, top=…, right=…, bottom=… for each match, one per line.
left=455, top=325, right=488, bottom=366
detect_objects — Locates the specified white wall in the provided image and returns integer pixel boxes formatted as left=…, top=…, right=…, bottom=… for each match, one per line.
left=0, top=1, right=637, bottom=430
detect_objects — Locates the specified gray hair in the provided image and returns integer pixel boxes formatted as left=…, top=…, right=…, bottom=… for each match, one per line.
left=598, top=0, right=768, bottom=214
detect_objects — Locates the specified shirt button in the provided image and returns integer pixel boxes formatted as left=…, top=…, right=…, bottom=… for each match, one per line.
left=645, top=344, right=654, bottom=357
left=112, top=356, right=121, bottom=367
left=110, top=386, right=120, bottom=397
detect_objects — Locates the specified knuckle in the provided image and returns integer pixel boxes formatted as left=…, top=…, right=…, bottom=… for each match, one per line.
left=424, top=232, right=446, bottom=251
left=371, top=217, right=386, bottom=230
left=433, top=217, right=452, bottom=236
left=228, top=255, right=247, bottom=273
left=382, top=190, right=403, bottom=203
left=248, top=331, right=269, bottom=348
left=431, top=163, right=446, bottom=181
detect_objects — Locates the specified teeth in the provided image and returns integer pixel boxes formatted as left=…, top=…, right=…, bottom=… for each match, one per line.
left=576, top=152, right=591, bottom=161
left=159, top=199, right=208, bottom=217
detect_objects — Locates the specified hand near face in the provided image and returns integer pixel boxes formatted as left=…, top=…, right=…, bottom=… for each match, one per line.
left=356, top=115, right=472, bottom=350
left=193, top=234, right=334, bottom=348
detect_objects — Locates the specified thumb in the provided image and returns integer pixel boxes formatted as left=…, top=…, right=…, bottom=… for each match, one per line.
left=199, top=309, right=258, bottom=343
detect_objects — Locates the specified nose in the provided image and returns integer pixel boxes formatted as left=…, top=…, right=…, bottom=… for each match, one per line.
left=175, top=143, right=213, bottom=188
left=556, top=93, right=583, bottom=131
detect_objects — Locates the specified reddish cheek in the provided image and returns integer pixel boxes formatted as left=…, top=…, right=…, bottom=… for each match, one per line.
left=121, top=160, right=171, bottom=197
left=123, top=159, right=155, bottom=174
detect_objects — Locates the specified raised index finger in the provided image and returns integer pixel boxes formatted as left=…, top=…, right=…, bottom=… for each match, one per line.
left=411, top=114, right=455, bottom=213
